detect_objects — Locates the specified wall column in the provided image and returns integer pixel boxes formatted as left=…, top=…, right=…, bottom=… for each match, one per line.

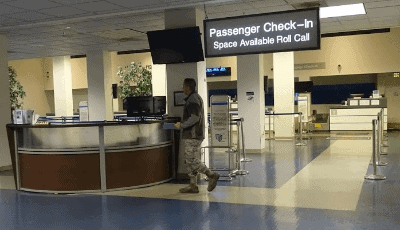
left=0, top=35, right=11, bottom=167
left=273, top=52, right=295, bottom=138
left=86, top=50, right=113, bottom=121
left=53, top=56, right=73, bottom=117
left=164, top=8, right=209, bottom=173
left=151, top=64, right=166, bottom=96
left=237, top=54, right=265, bottom=152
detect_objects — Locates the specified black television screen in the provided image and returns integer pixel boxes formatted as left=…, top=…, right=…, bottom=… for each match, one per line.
left=295, top=81, right=313, bottom=93
left=126, top=96, right=166, bottom=117
left=147, top=27, right=204, bottom=64
left=153, top=96, right=166, bottom=115
left=126, top=96, right=153, bottom=117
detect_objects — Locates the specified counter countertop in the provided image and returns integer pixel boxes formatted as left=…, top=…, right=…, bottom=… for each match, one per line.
left=7, top=117, right=180, bottom=129
left=330, top=106, right=386, bottom=109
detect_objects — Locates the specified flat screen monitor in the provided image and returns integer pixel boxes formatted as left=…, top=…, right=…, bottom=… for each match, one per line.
left=295, top=81, right=313, bottom=93
left=126, top=96, right=153, bottom=117
left=126, top=96, right=166, bottom=117
left=147, top=27, right=204, bottom=64
left=153, top=96, right=166, bottom=115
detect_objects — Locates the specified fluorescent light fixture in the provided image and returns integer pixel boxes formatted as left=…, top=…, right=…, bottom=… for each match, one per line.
left=320, top=3, right=366, bottom=19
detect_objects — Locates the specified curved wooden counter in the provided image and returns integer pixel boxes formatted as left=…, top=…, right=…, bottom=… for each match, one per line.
left=6, top=119, right=180, bottom=193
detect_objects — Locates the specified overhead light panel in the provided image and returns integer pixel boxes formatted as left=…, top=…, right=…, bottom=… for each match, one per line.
left=320, top=3, right=366, bottom=19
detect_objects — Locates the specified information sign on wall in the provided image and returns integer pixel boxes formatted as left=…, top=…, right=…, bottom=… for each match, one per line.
left=204, top=8, right=320, bottom=57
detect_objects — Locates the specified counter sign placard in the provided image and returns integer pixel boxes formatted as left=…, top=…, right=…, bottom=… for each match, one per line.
left=204, top=8, right=320, bottom=57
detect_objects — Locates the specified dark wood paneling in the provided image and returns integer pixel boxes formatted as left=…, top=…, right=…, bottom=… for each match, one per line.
left=106, top=146, right=172, bottom=189
left=6, top=125, right=18, bottom=189
left=19, top=154, right=101, bottom=191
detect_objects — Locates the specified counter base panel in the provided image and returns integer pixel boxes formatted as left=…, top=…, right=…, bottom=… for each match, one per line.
left=19, top=154, right=101, bottom=191
left=105, top=145, right=173, bottom=189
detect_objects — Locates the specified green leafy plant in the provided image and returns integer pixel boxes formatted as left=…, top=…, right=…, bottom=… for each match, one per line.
left=117, top=62, right=152, bottom=100
left=8, top=66, right=26, bottom=110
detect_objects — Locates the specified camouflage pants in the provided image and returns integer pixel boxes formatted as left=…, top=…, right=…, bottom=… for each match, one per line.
left=182, top=139, right=210, bottom=178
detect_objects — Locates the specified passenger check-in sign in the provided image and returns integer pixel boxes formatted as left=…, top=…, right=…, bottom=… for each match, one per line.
left=204, top=8, right=320, bottom=57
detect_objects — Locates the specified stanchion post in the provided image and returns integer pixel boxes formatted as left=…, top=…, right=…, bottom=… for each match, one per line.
left=240, top=117, right=252, bottom=162
left=365, top=120, right=385, bottom=180
left=296, top=112, right=306, bottom=146
left=380, top=110, right=388, bottom=153
left=268, top=112, right=272, bottom=140
left=236, top=121, right=241, bottom=171
left=376, top=113, right=388, bottom=165
left=272, top=111, right=275, bottom=139
left=235, top=119, right=249, bottom=175
left=381, top=108, right=388, bottom=146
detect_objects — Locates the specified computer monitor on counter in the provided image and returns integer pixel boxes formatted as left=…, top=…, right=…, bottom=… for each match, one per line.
left=126, top=96, right=166, bottom=117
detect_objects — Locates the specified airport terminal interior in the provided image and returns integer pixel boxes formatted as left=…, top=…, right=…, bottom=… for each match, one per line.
left=2, top=0, right=400, bottom=230
left=1, top=131, right=400, bottom=229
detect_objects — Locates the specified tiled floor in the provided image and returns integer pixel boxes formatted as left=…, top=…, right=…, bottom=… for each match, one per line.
left=0, top=131, right=399, bottom=230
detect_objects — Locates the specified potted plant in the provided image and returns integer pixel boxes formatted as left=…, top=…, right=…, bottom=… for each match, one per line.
left=9, top=66, right=26, bottom=110
left=117, top=62, right=152, bottom=107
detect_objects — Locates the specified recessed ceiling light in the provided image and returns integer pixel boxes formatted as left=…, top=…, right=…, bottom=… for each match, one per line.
left=320, top=3, right=366, bottom=19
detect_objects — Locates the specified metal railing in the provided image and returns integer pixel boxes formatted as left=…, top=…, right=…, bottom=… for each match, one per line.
left=264, top=111, right=307, bottom=146
left=202, top=117, right=250, bottom=180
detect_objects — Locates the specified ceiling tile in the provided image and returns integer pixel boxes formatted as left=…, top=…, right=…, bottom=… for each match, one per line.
left=320, top=17, right=339, bottom=23
left=205, top=2, right=253, bottom=14
left=49, top=0, right=100, bottom=4
left=6, top=11, right=57, bottom=22
left=0, top=3, right=26, bottom=14
left=325, top=0, right=364, bottom=6
left=321, top=21, right=341, bottom=27
left=365, top=0, right=400, bottom=8
left=337, top=14, right=369, bottom=22
left=258, top=5, right=295, bottom=14
left=369, top=15, right=400, bottom=22
left=38, top=5, right=90, bottom=17
left=321, top=25, right=344, bottom=34
left=71, top=1, right=124, bottom=12
left=110, top=0, right=163, bottom=8
left=363, top=0, right=390, bottom=3
left=0, top=15, right=26, bottom=27
left=4, top=0, right=63, bottom=10
left=284, top=0, right=315, bottom=3
left=370, top=19, right=400, bottom=28
left=367, top=6, right=400, bottom=18
left=247, top=0, right=288, bottom=8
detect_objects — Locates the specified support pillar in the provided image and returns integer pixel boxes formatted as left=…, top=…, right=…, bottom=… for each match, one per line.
left=0, top=35, right=11, bottom=167
left=86, top=50, right=113, bottom=121
left=53, top=56, right=73, bottom=117
left=237, top=54, right=265, bottom=152
left=164, top=8, right=209, bottom=174
left=273, top=52, right=295, bottom=138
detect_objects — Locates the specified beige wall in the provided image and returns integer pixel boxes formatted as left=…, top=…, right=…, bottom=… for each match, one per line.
left=43, top=58, right=53, bottom=90
left=71, top=57, right=88, bottom=89
left=9, top=58, right=51, bottom=115
left=293, top=28, right=400, bottom=77
left=43, top=57, right=89, bottom=90
left=262, top=28, right=400, bottom=78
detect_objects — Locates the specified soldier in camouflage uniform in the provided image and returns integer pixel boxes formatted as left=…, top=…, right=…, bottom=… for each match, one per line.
left=175, top=78, right=220, bottom=193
